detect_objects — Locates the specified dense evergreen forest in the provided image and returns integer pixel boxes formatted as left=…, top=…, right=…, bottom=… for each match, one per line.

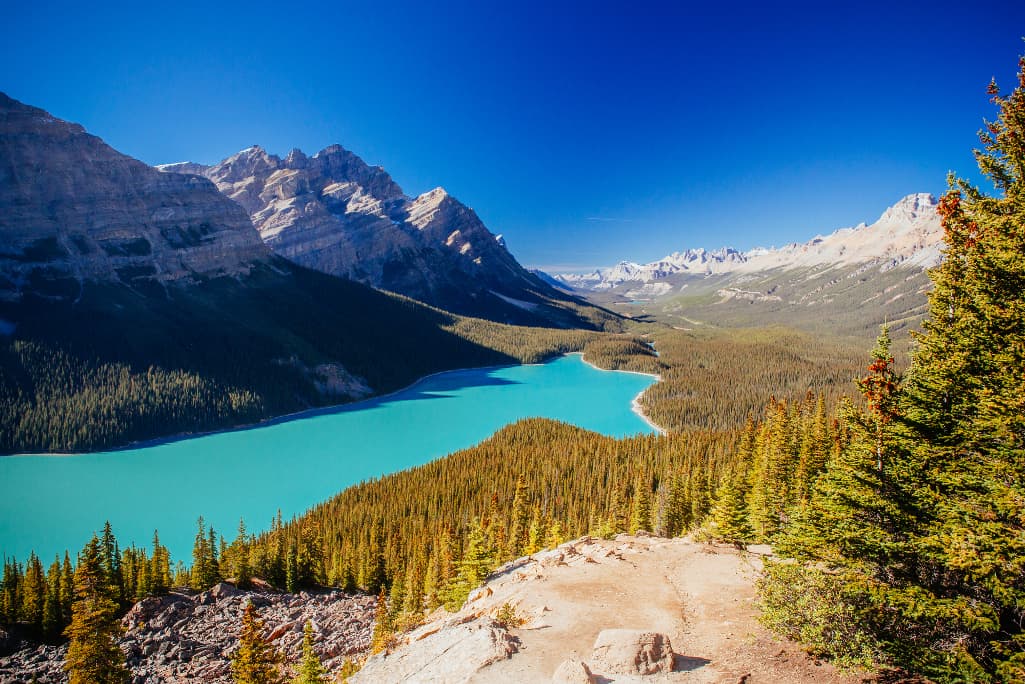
left=0, top=263, right=612, bottom=453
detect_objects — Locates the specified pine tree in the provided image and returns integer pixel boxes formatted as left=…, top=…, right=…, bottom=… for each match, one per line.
left=232, top=520, right=253, bottom=589
left=64, top=535, right=129, bottom=684
left=369, top=587, right=393, bottom=654
left=661, top=474, right=688, bottom=537
left=882, top=60, right=1025, bottom=680
left=149, top=531, right=170, bottom=595
left=761, top=55, right=1025, bottom=681
left=506, top=476, right=530, bottom=559
left=401, top=551, right=425, bottom=616
left=231, top=602, right=280, bottom=684
left=20, top=552, right=45, bottom=631
left=544, top=519, right=565, bottom=548
left=285, top=543, right=298, bottom=593
left=42, top=557, right=63, bottom=640
left=290, top=621, right=328, bottom=684
left=387, top=568, right=405, bottom=622
left=628, top=478, right=652, bottom=534
left=525, top=507, right=545, bottom=551
left=60, top=552, right=74, bottom=625
left=99, top=522, right=123, bottom=605
left=709, top=472, right=751, bottom=547
left=444, top=520, right=494, bottom=609
left=207, top=526, right=221, bottom=586
left=192, top=517, right=209, bottom=591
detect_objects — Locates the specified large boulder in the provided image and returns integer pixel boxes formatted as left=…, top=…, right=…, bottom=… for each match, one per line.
left=590, top=629, right=674, bottom=675
left=351, top=618, right=517, bottom=684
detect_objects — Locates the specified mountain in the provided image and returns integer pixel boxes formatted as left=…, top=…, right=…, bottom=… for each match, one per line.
left=0, top=93, right=268, bottom=302
left=0, top=94, right=601, bottom=453
left=157, top=146, right=588, bottom=327
left=555, top=194, right=940, bottom=292
left=555, top=194, right=942, bottom=339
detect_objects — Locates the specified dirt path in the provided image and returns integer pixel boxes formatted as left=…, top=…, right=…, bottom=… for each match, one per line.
left=469, top=535, right=863, bottom=683
left=353, top=535, right=867, bottom=683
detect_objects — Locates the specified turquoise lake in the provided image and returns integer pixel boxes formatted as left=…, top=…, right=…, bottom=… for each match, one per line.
left=0, top=354, right=656, bottom=564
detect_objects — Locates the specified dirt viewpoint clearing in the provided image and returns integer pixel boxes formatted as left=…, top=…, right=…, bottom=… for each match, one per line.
left=358, top=535, right=867, bottom=683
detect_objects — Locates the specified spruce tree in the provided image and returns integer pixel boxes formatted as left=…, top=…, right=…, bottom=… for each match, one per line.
left=42, top=557, right=63, bottom=640
left=20, top=552, right=45, bottom=631
left=885, top=60, right=1025, bottom=680
left=506, top=476, right=530, bottom=559
left=369, top=587, right=393, bottom=654
left=290, top=621, right=328, bottom=684
left=709, top=472, right=751, bottom=547
left=149, top=531, right=169, bottom=595
left=192, top=517, right=209, bottom=591
left=60, top=552, right=74, bottom=625
left=64, top=535, right=129, bottom=684
left=99, top=522, right=123, bottom=604
left=628, top=478, right=652, bottom=534
left=231, top=602, right=280, bottom=684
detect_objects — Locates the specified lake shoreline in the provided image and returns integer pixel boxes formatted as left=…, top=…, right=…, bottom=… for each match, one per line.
left=3, top=359, right=533, bottom=458
left=5, top=350, right=648, bottom=458
left=577, top=354, right=666, bottom=435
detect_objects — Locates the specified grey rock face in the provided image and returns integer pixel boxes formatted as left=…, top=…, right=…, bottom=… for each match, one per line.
left=158, top=144, right=568, bottom=321
left=0, top=586, right=376, bottom=683
left=0, top=93, right=270, bottom=303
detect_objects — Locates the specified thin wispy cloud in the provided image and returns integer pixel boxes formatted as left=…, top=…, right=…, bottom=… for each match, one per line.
left=586, top=216, right=635, bottom=223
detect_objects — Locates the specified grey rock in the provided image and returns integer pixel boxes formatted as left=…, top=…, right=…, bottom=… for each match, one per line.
left=590, top=629, right=674, bottom=676
left=552, top=658, right=597, bottom=683
left=0, top=586, right=376, bottom=683
left=351, top=618, right=517, bottom=684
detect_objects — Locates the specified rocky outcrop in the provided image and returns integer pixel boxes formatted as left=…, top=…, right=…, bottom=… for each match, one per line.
left=351, top=535, right=864, bottom=683
left=349, top=618, right=518, bottom=684
left=589, top=630, right=674, bottom=676
left=0, top=584, right=375, bottom=683
left=157, top=145, right=587, bottom=325
left=0, top=93, right=270, bottom=303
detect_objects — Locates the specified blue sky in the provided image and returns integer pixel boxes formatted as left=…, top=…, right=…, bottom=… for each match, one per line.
left=3, top=1, right=1023, bottom=271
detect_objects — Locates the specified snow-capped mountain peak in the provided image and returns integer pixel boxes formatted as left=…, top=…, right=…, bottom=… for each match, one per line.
left=553, top=194, right=942, bottom=292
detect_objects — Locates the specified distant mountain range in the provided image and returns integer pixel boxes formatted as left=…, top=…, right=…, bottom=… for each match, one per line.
left=553, top=193, right=941, bottom=294
left=157, top=146, right=585, bottom=326
left=550, top=194, right=943, bottom=339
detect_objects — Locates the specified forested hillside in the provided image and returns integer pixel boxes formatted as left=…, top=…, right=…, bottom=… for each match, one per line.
left=0, top=263, right=611, bottom=453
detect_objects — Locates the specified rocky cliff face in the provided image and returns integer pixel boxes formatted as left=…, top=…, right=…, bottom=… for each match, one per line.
left=158, top=146, right=578, bottom=324
left=0, top=93, right=269, bottom=303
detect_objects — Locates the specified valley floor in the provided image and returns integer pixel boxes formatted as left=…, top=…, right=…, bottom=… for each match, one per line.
left=354, top=535, right=866, bottom=683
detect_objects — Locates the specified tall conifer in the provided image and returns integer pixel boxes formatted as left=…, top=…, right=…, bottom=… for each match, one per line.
left=64, top=535, right=128, bottom=684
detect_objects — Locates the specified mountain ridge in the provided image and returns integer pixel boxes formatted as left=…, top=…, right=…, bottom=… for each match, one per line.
left=157, top=144, right=589, bottom=327
left=553, top=193, right=942, bottom=293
